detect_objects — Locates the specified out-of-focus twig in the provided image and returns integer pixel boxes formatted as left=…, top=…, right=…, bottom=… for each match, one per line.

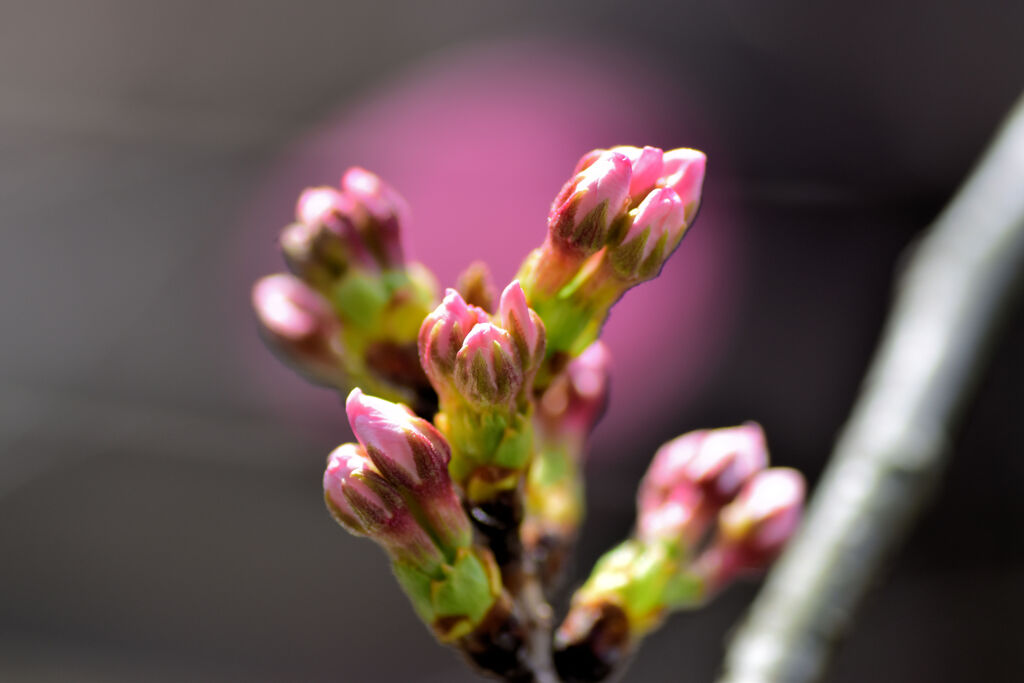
left=717, top=93, right=1024, bottom=683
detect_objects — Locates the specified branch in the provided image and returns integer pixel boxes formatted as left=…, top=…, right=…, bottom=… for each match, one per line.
left=717, top=93, right=1024, bottom=683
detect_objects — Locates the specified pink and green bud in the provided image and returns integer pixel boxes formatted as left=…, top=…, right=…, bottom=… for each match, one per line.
left=695, top=468, right=805, bottom=592
left=290, top=186, right=377, bottom=274
left=638, top=424, right=768, bottom=543
left=323, top=443, right=445, bottom=569
left=548, top=150, right=632, bottom=254
left=497, top=280, right=546, bottom=374
left=345, top=388, right=473, bottom=550
left=659, top=148, right=706, bottom=223
left=686, top=423, right=768, bottom=503
left=716, top=467, right=804, bottom=563
left=418, top=289, right=490, bottom=390
left=453, top=323, right=523, bottom=410
left=341, top=167, right=409, bottom=268
left=610, top=187, right=688, bottom=281
left=345, top=388, right=451, bottom=489
left=251, top=273, right=347, bottom=387
left=611, top=145, right=665, bottom=199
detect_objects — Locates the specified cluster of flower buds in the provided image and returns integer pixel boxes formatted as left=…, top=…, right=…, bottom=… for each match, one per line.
left=324, top=388, right=509, bottom=643
left=517, top=145, right=706, bottom=362
left=554, top=424, right=804, bottom=681
left=522, top=342, right=612, bottom=586
left=253, top=168, right=438, bottom=414
left=418, top=281, right=546, bottom=504
left=254, top=150, right=810, bottom=683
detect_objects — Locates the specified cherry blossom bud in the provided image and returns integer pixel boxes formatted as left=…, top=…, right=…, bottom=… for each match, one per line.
left=611, top=187, right=687, bottom=280
left=611, top=145, right=664, bottom=199
left=686, top=423, right=768, bottom=503
left=453, top=323, right=523, bottom=410
left=345, top=389, right=473, bottom=550
left=345, top=388, right=451, bottom=490
left=341, top=167, right=409, bottom=267
left=637, top=424, right=769, bottom=543
left=418, top=289, right=490, bottom=388
left=251, top=273, right=346, bottom=387
left=497, top=280, right=546, bottom=373
left=290, top=186, right=377, bottom=274
left=548, top=150, right=632, bottom=254
left=323, top=443, right=445, bottom=569
left=717, top=467, right=804, bottom=564
left=659, top=148, right=706, bottom=222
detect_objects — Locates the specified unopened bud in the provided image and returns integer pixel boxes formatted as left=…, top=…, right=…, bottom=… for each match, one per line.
left=454, top=323, right=523, bottom=410
left=251, top=273, right=346, bottom=387
left=717, top=467, right=804, bottom=564
left=687, top=423, right=768, bottom=503
left=341, top=167, right=409, bottom=268
left=548, top=150, right=632, bottom=254
left=345, top=388, right=473, bottom=551
left=323, top=443, right=446, bottom=569
left=610, top=187, right=687, bottom=281
left=418, top=289, right=490, bottom=390
left=497, top=280, right=546, bottom=374
left=637, top=424, right=768, bottom=543
left=290, top=186, right=377, bottom=274
left=346, top=388, right=450, bottom=489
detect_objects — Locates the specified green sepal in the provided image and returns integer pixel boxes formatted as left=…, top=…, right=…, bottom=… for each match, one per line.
left=391, top=560, right=437, bottom=624
left=430, top=548, right=495, bottom=624
left=330, top=271, right=389, bottom=329
left=663, top=568, right=705, bottom=609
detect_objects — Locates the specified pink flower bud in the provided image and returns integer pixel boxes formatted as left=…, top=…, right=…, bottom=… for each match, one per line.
left=323, top=442, right=400, bottom=535
left=497, top=280, right=546, bottom=372
left=659, top=148, right=706, bottom=222
left=717, top=468, right=804, bottom=563
left=291, top=186, right=376, bottom=273
left=611, top=145, right=664, bottom=198
left=341, top=166, right=410, bottom=229
left=686, top=423, right=768, bottom=503
left=251, top=274, right=346, bottom=386
left=345, top=388, right=451, bottom=490
left=454, top=323, right=523, bottom=409
left=418, top=288, right=490, bottom=388
left=341, top=167, right=409, bottom=267
left=619, top=187, right=688, bottom=266
left=324, top=443, right=446, bottom=568
left=637, top=424, right=770, bottom=543
left=548, top=150, right=632, bottom=254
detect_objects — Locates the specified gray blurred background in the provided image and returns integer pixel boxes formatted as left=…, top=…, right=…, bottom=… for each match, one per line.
left=2, top=1, right=1023, bottom=681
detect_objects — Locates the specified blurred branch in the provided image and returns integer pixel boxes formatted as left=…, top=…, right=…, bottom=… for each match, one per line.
left=717, top=93, right=1024, bottom=683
